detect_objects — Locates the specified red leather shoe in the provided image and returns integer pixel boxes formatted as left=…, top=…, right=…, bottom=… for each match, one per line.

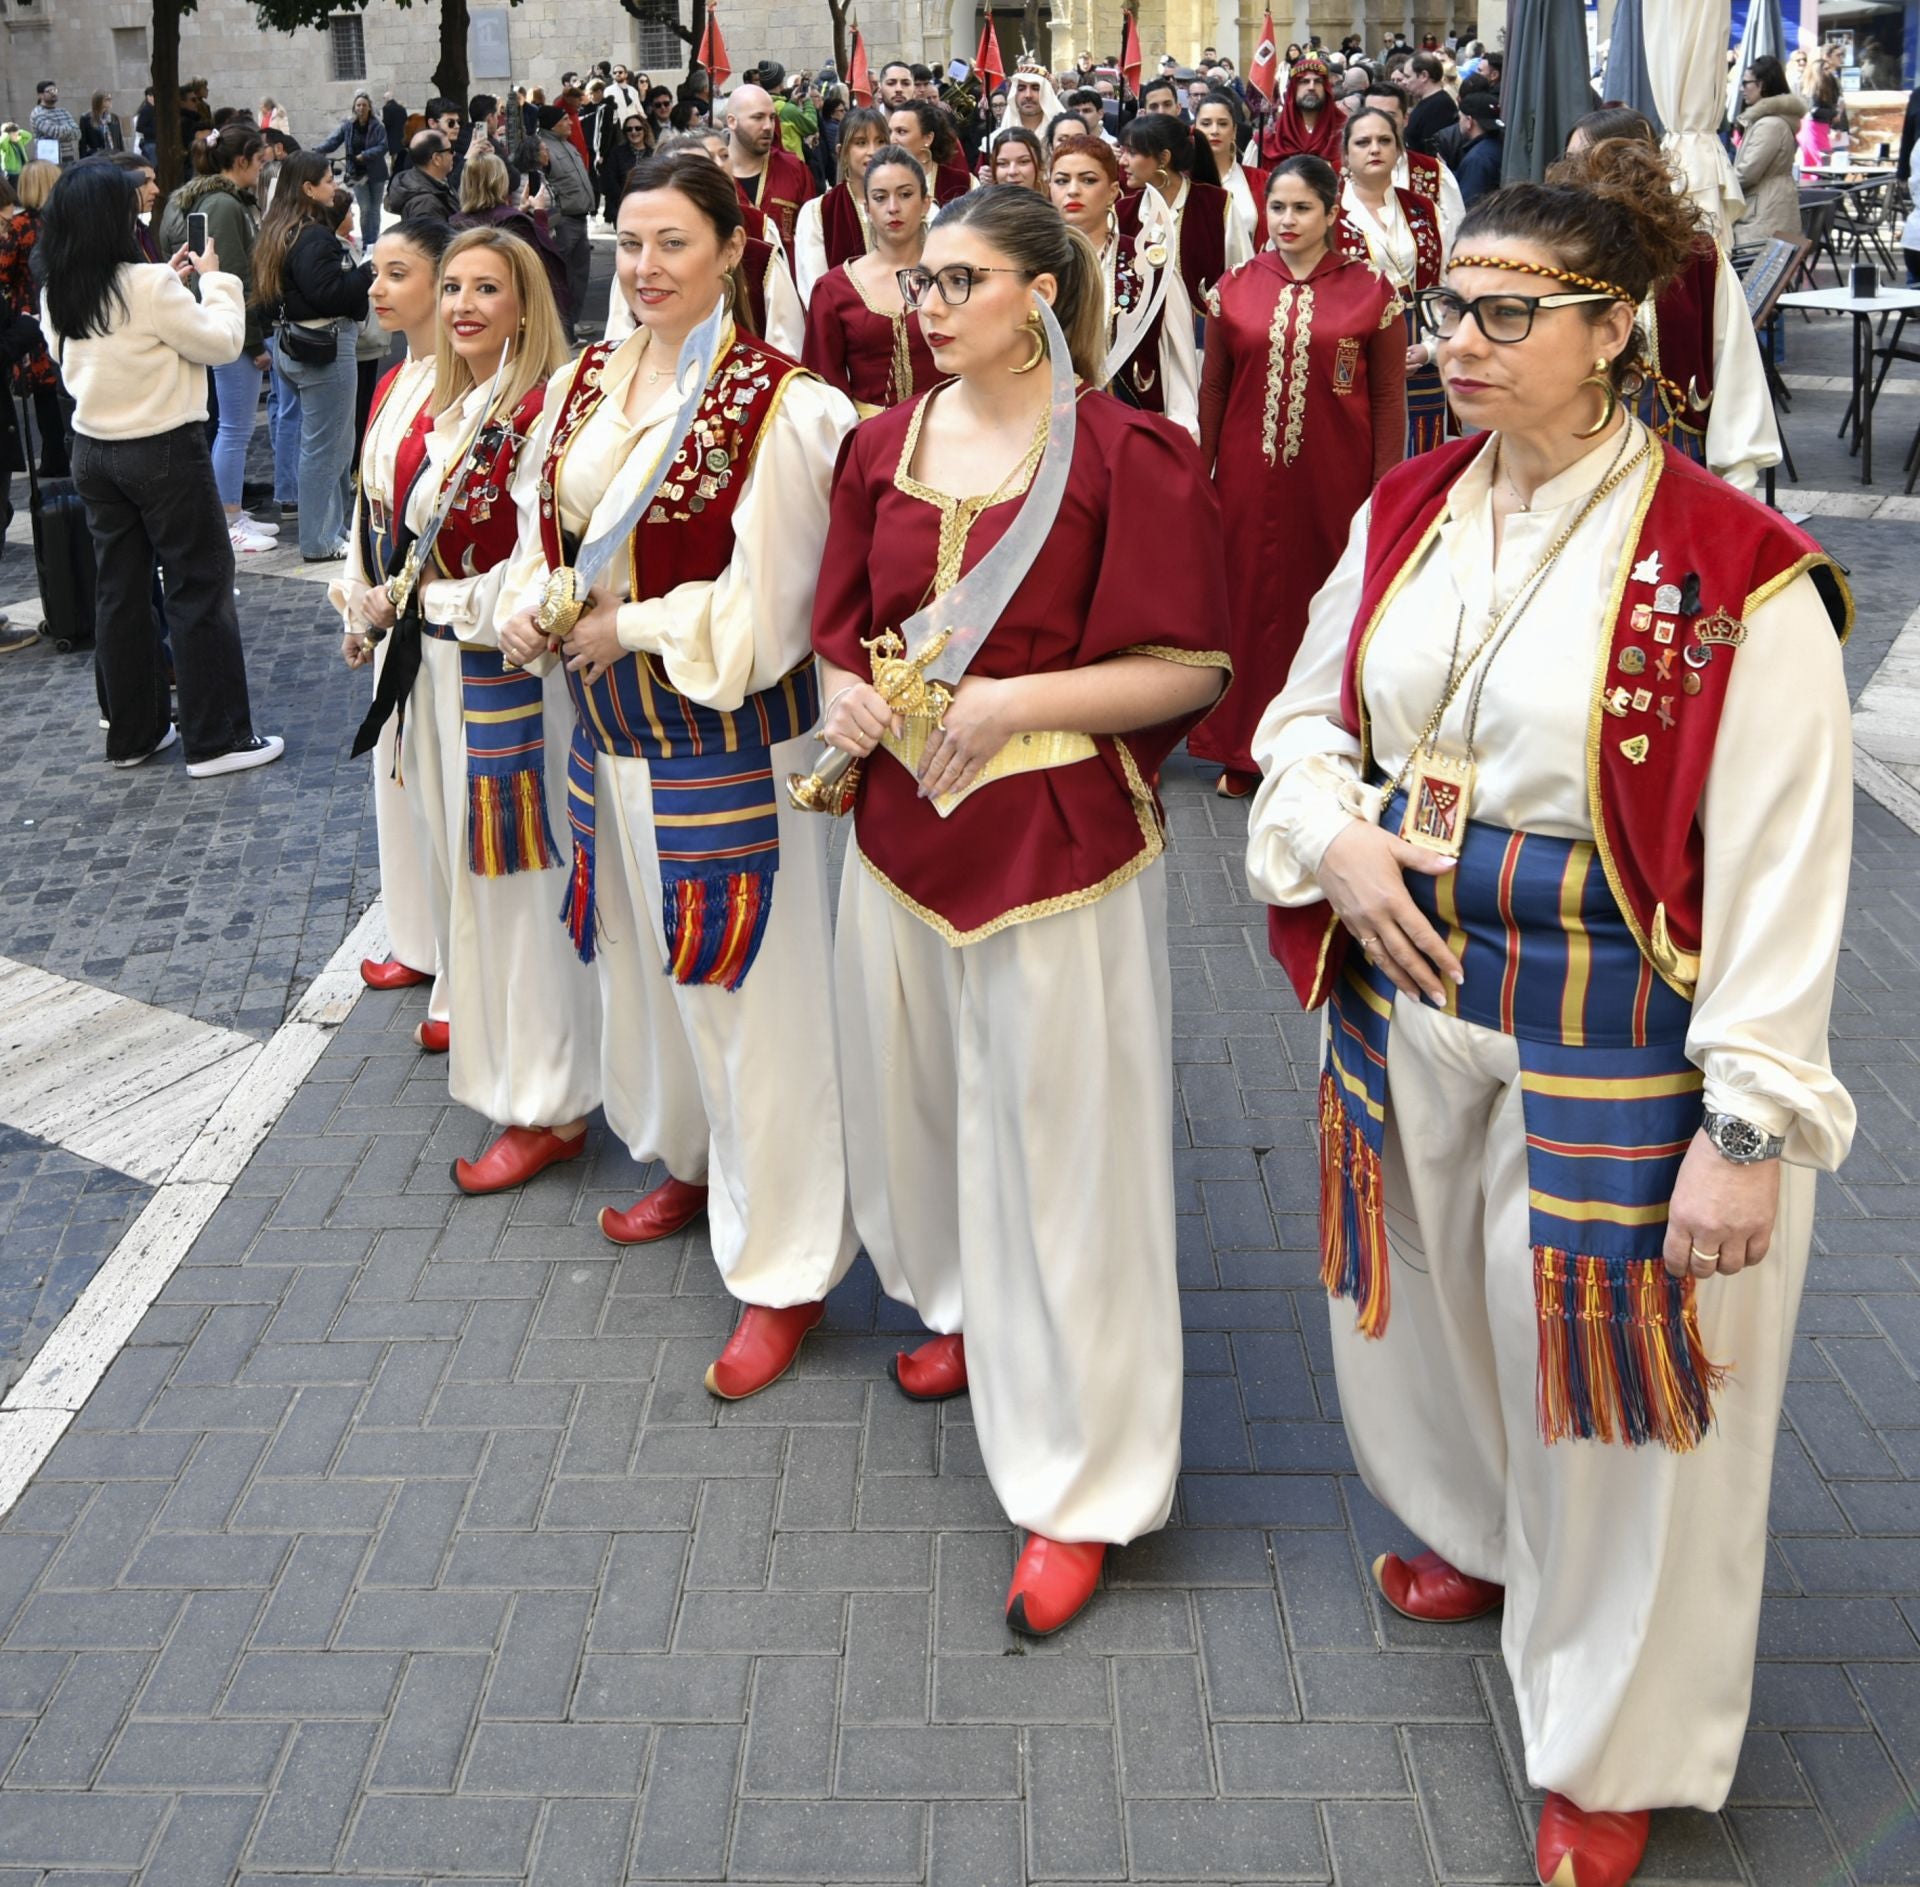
left=361, top=956, right=430, bottom=989
left=415, top=1019, right=450, bottom=1054
left=704, top=1301, right=825, bottom=1400
left=452, top=1125, right=586, bottom=1195
left=1005, top=1534, right=1106, bottom=1637
left=890, top=1333, right=967, bottom=1401
left=1372, top=1549, right=1504, bottom=1623
left=598, top=1176, right=708, bottom=1245
left=1535, top=1793, right=1650, bottom=1887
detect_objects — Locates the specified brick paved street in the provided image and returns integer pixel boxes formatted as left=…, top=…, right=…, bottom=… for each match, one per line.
left=0, top=300, right=1915, bottom=1884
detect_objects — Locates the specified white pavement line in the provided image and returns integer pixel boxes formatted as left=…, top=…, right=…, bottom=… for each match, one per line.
left=1857, top=750, right=1920, bottom=836
left=0, top=899, right=390, bottom=1508
left=0, top=958, right=262, bottom=1186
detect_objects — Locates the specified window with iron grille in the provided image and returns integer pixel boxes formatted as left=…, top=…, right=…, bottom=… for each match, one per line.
left=329, top=13, right=367, bottom=82
left=629, top=0, right=683, bottom=72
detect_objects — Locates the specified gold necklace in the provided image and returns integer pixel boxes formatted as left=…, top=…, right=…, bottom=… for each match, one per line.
left=1391, top=424, right=1646, bottom=858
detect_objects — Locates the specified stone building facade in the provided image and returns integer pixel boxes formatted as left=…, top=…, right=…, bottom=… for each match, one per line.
left=0, top=0, right=962, bottom=139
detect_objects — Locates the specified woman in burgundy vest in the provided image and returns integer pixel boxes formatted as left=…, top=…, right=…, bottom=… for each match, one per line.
left=495, top=153, right=862, bottom=1403
left=1245, top=144, right=1853, bottom=1887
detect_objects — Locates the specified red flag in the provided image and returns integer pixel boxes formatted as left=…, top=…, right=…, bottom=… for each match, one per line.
left=1120, top=10, right=1143, bottom=92
left=1248, top=9, right=1279, bottom=102
left=697, top=5, right=732, bottom=93
left=975, top=15, right=1006, bottom=97
left=848, top=29, right=872, bottom=106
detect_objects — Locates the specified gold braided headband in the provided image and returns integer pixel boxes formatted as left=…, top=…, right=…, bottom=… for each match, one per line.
left=1446, top=255, right=1633, bottom=301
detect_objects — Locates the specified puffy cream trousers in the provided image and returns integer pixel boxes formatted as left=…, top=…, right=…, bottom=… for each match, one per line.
left=370, top=632, right=448, bottom=1025
left=591, top=732, right=857, bottom=1308
left=1337, top=992, right=1813, bottom=1813
left=399, top=637, right=601, bottom=1128
left=836, top=850, right=1184, bottom=1546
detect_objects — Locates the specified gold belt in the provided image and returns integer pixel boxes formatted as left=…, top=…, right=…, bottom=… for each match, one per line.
left=879, top=717, right=1096, bottom=818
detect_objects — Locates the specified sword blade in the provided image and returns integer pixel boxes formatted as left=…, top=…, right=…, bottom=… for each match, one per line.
left=408, top=338, right=512, bottom=575
left=907, top=292, right=1077, bottom=689
left=572, top=294, right=730, bottom=595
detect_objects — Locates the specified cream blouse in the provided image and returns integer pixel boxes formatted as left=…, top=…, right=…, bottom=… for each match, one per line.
left=1244, top=418, right=1856, bottom=1170
left=329, top=353, right=435, bottom=627
left=493, top=326, right=856, bottom=711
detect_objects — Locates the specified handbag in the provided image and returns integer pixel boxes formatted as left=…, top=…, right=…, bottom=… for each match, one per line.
left=276, top=316, right=338, bottom=365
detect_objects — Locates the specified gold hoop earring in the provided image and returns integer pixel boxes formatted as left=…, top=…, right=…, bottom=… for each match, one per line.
left=1010, top=309, right=1047, bottom=374
left=1574, top=355, right=1617, bottom=438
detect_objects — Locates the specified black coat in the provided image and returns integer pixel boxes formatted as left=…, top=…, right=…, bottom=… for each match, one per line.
left=275, top=223, right=372, bottom=323
left=1405, top=88, right=1458, bottom=159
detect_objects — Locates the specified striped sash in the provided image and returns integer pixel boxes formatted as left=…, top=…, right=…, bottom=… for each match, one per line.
left=562, top=653, right=820, bottom=988
left=460, top=649, right=561, bottom=877
left=1322, top=795, right=1727, bottom=1452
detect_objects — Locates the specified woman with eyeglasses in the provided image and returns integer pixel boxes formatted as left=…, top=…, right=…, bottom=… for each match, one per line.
left=810, top=186, right=1230, bottom=1637
left=794, top=105, right=890, bottom=306
left=1188, top=155, right=1405, bottom=800
left=1245, top=158, right=1853, bottom=1887
left=1048, top=133, right=1197, bottom=440
left=1556, top=115, right=1780, bottom=496
left=802, top=144, right=944, bottom=415
left=1337, top=107, right=1448, bottom=456
left=493, top=152, right=860, bottom=1403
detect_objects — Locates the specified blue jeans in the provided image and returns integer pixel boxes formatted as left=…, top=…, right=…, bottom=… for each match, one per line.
left=266, top=355, right=299, bottom=505
left=271, top=329, right=356, bottom=557
left=208, top=352, right=263, bottom=510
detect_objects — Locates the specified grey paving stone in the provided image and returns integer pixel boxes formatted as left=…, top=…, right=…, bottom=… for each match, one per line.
left=142, top=1793, right=263, bottom=1887
left=1326, top=1798, right=1439, bottom=1886
left=464, top=1720, right=651, bottom=1794
left=928, top=1798, right=1026, bottom=1887
left=729, top=1799, right=927, bottom=1882
left=1027, top=1725, right=1126, bottom=1879
left=369, top=1652, right=487, bottom=1789
left=245, top=1719, right=379, bottom=1870
left=1124, top=1796, right=1327, bottom=1881
left=742, top=1655, right=839, bottom=1795
left=840, top=1723, right=1020, bottom=1800
left=340, top=1796, right=539, bottom=1876
left=1405, top=1724, right=1535, bottom=1881
left=631, top=1723, right=742, bottom=1880
left=529, top=1796, right=636, bottom=1887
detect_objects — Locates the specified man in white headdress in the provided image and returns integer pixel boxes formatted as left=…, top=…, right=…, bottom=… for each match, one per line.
left=1001, top=63, right=1066, bottom=136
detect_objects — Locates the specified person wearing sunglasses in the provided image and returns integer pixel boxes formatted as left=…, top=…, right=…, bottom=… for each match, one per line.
left=810, top=186, right=1230, bottom=1639
left=1188, top=154, right=1406, bottom=801
left=493, top=152, right=861, bottom=1404
left=1247, top=144, right=1853, bottom=1887
left=801, top=143, right=943, bottom=415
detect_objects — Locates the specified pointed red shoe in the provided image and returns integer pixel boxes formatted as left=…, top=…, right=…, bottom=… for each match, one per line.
left=704, top=1301, right=825, bottom=1399
left=890, top=1333, right=968, bottom=1401
left=598, top=1175, right=708, bottom=1245
left=1372, top=1549, right=1504, bottom=1623
left=452, top=1125, right=586, bottom=1195
left=1005, top=1534, right=1106, bottom=1637
left=361, top=956, right=430, bottom=989
left=1535, top=1793, right=1650, bottom=1887
left=415, top=1019, right=450, bottom=1054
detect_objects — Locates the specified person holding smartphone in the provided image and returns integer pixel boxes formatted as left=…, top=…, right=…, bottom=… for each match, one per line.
left=40, top=162, right=282, bottom=776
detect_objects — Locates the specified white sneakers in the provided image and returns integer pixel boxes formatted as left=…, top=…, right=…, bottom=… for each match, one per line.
left=110, top=724, right=179, bottom=769
left=185, top=733, right=285, bottom=779
left=230, top=518, right=280, bottom=554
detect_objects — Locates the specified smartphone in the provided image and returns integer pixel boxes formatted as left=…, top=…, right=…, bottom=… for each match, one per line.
left=186, top=211, right=209, bottom=256
left=948, top=57, right=970, bottom=81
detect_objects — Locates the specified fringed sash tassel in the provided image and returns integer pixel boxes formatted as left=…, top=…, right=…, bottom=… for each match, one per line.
left=1318, top=1070, right=1392, bottom=1340
left=469, top=770, right=560, bottom=878
left=1534, top=1249, right=1728, bottom=1452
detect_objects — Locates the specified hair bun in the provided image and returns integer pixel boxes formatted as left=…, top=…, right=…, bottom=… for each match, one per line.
left=1546, top=136, right=1701, bottom=300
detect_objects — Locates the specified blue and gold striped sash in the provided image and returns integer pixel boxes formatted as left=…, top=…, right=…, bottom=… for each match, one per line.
left=1322, top=795, right=1726, bottom=1452
left=561, top=653, right=820, bottom=988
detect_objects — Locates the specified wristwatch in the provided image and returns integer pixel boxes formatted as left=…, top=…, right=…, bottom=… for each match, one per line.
left=1702, top=1111, right=1785, bottom=1164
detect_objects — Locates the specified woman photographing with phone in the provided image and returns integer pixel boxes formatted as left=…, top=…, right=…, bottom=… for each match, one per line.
left=39, top=163, right=280, bottom=777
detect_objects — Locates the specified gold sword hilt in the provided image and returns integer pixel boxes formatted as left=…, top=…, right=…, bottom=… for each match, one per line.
left=786, top=629, right=954, bottom=815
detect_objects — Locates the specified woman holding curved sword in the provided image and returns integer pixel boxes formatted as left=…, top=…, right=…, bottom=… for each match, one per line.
left=354, top=229, right=599, bottom=1196
left=803, top=186, right=1231, bottom=1636
left=494, top=153, right=861, bottom=1404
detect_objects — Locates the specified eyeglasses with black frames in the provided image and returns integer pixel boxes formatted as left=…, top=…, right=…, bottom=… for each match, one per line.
left=1416, top=286, right=1618, bottom=345
left=896, top=263, right=1036, bottom=308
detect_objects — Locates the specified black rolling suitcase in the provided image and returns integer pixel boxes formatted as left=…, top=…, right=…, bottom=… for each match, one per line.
left=20, top=398, right=95, bottom=654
